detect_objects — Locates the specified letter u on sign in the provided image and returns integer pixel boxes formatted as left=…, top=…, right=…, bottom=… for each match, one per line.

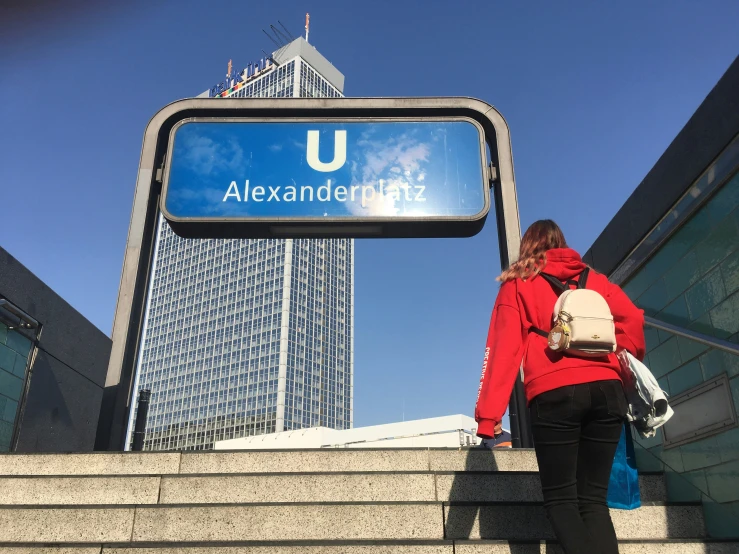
left=306, top=130, right=347, bottom=172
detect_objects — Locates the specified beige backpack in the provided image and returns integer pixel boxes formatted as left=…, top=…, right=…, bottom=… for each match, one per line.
left=530, top=268, right=617, bottom=358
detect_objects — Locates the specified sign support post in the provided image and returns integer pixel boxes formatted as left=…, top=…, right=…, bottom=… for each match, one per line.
left=94, top=97, right=531, bottom=451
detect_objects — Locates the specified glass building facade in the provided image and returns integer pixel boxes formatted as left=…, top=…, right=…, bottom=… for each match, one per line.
left=619, top=133, right=739, bottom=537
left=126, top=41, right=353, bottom=451
left=0, top=322, right=33, bottom=451
left=228, top=60, right=296, bottom=98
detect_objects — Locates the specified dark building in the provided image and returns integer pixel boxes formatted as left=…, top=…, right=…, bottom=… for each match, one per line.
left=0, top=246, right=111, bottom=452
left=586, top=55, right=739, bottom=537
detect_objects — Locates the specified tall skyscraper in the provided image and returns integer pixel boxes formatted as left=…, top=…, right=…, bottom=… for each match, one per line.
left=125, top=37, right=354, bottom=451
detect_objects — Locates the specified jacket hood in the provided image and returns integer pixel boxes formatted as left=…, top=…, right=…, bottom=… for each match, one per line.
left=540, top=248, right=587, bottom=280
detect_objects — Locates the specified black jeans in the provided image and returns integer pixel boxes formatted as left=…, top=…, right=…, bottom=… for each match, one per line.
left=530, top=379, right=628, bottom=554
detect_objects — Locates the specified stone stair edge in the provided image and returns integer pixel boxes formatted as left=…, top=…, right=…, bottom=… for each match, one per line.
left=175, top=468, right=663, bottom=475
left=2, top=538, right=738, bottom=554
left=0, top=470, right=541, bottom=477
left=0, top=473, right=665, bottom=507
left=0, top=448, right=539, bottom=454
left=0, top=449, right=536, bottom=475
left=2, top=538, right=737, bottom=546
left=0, top=500, right=699, bottom=509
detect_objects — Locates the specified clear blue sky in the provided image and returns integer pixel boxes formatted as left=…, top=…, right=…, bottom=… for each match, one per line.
left=1, top=1, right=737, bottom=429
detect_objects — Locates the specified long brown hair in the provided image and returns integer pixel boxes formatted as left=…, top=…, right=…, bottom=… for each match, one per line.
left=498, top=220, right=568, bottom=282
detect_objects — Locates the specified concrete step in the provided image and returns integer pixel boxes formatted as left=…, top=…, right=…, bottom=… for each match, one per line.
left=0, top=504, right=440, bottom=543
left=0, top=448, right=540, bottom=476
left=0, top=449, right=725, bottom=549
left=0, top=473, right=666, bottom=505
left=444, top=503, right=705, bottom=540
left=0, top=476, right=161, bottom=505
left=434, top=472, right=665, bottom=504
left=0, top=502, right=705, bottom=543
left=0, top=543, right=738, bottom=554
left=0, top=452, right=181, bottom=475
left=455, top=541, right=739, bottom=553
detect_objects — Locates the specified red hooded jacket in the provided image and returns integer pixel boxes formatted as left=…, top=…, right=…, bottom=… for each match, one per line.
left=474, top=248, right=645, bottom=439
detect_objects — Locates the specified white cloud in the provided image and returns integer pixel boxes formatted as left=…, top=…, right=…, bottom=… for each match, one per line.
left=179, top=133, right=246, bottom=176
left=347, top=133, right=431, bottom=217
left=397, top=143, right=430, bottom=174
left=355, top=135, right=431, bottom=184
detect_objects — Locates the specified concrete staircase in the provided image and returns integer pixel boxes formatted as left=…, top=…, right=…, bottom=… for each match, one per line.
left=0, top=448, right=736, bottom=553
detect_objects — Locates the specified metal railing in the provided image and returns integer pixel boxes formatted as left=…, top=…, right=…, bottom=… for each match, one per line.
left=644, top=316, right=739, bottom=356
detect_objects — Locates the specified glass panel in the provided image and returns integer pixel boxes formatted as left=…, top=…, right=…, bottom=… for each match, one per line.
left=0, top=321, right=34, bottom=451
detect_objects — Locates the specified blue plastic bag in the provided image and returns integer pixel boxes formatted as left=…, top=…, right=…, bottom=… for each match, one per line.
left=607, top=424, right=641, bottom=510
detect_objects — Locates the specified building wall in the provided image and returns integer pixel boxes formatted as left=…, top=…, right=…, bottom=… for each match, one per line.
left=132, top=234, right=289, bottom=450
left=284, top=239, right=352, bottom=431
left=215, top=415, right=481, bottom=450
left=273, top=37, right=344, bottom=92
left=227, top=59, right=296, bottom=98
left=621, top=155, right=739, bottom=537
left=0, top=247, right=111, bottom=452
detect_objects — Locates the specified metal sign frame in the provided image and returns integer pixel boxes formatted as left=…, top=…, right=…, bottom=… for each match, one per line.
left=94, top=97, right=530, bottom=451
left=161, top=116, right=491, bottom=238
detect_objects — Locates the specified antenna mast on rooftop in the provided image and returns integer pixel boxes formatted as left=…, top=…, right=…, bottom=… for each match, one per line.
left=262, top=28, right=282, bottom=48
left=278, top=20, right=295, bottom=41
left=305, top=13, right=310, bottom=42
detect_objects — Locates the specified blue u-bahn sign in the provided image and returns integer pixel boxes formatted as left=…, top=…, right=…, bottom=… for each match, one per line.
left=161, top=119, right=490, bottom=238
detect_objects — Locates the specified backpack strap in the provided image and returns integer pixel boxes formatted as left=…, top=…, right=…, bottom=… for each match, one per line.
left=529, top=267, right=591, bottom=338
left=540, top=268, right=591, bottom=292
left=538, top=272, right=568, bottom=293
left=529, top=327, right=549, bottom=338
